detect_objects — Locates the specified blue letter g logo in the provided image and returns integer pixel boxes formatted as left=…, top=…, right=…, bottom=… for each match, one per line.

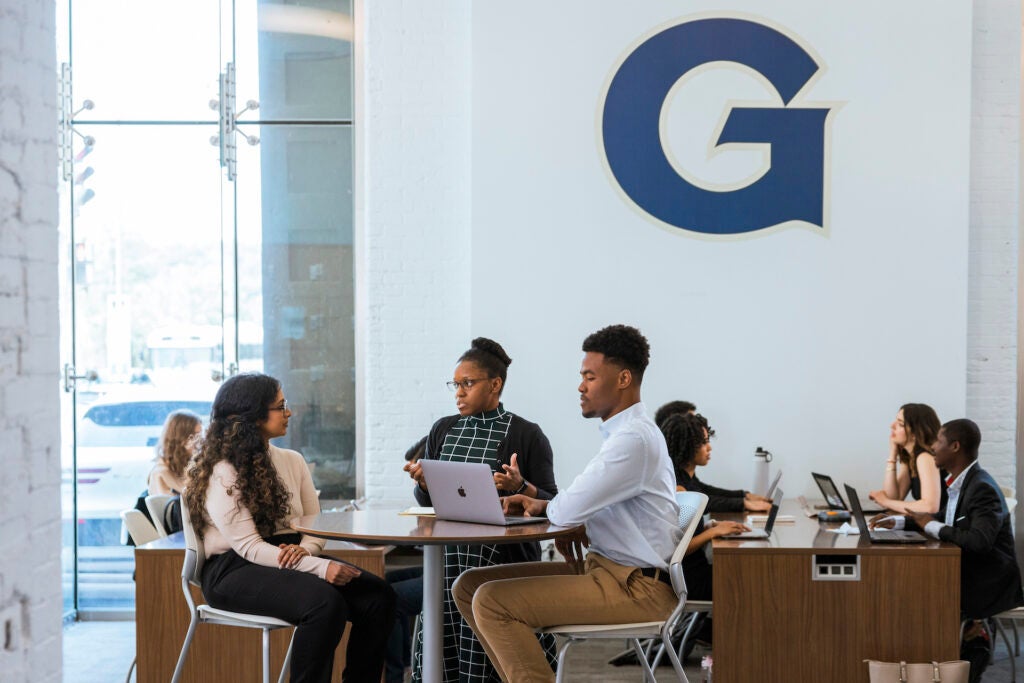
left=601, top=17, right=832, bottom=236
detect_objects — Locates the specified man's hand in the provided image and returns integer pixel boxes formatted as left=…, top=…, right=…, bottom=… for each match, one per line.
left=277, top=543, right=309, bottom=569
left=501, top=494, right=548, bottom=517
left=403, top=460, right=427, bottom=490
left=744, top=492, right=771, bottom=503
left=555, top=527, right=590, bottom=573
left=868, top=513, right=896, bottom=529
left=906, top=510, right=934, bottom=530
left=493, top=453, right=525, bottom=492
left=325, top=561, right=361, bottom=586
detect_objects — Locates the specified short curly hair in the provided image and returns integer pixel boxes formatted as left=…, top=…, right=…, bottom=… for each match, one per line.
left=654, top=400, right=697, bottom=428
left=581, top=325, right=650, bottom=383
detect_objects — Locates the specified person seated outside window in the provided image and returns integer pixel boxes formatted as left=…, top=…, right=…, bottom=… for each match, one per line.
left=872, top=418, right=1023, bottom=683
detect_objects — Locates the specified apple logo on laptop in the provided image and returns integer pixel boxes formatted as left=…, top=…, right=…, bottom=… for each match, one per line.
left=457, top=485, right=467, bottom=498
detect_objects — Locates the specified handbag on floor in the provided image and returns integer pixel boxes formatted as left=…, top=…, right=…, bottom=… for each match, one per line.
left=864, top=660, right=969, bottom=683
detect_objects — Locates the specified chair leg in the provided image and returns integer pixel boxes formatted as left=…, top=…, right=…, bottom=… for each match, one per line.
left=994, top=620, right=1016, bottom=682
left=277, top=628, right=295, bottom=683
left=1014, top=619, right=1020, bottom=656
left=262, top=628, right=271, bottom=683
left=662, top=629, right=691, bottom=683
left=554, top=638, right=576, bottom=683
left=631, top=638, right=657, bottom=683
left=170, top=613, right=199, bottom=683
left=124, top=656, right=136, bottom=683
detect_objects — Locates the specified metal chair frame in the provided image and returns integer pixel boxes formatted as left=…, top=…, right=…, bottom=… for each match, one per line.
left=171, top=492, right=296, bottom=683
left=540, top=491, right=709, bottom=683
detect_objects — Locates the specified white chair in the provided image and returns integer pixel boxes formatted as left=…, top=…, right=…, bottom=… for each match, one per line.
left=145, top=494, right=175, bottom=537
left=171, top=493, right=296, bottom=683
left=120, top=509, right=160, bottom=546
left=540, top=491, right=709, bottom=683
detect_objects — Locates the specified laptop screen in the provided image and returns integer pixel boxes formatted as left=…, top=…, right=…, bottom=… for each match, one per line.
left=811, top=472, right=848, bottom=510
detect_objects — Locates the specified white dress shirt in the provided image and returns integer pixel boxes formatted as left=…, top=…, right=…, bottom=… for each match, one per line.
left=923, top=460, right=977, bottom=539
left=546, top=402, right=682, bottom=569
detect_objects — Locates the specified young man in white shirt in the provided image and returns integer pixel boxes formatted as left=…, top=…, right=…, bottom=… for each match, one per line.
left=452, top=324, right=682, bottom=682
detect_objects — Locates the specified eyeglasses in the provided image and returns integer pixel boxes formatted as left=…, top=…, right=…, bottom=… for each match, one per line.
left=269, top=400, right=290, bottom=412
left=446, top=378, right=487, bottom=392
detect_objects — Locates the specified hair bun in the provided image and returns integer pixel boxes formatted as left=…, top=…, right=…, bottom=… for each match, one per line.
left=471, top=337, right=512, bottom=367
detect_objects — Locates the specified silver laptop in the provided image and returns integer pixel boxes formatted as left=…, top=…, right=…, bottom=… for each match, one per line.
left=733, top=488, right=783, bottom=539
left=844, top=484, right=927, bottom=544
left=765, top=469, right=782, bottom=499
left=418, top=460, right=548, bottom=526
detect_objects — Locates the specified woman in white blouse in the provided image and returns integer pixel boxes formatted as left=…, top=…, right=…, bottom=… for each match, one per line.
left=185, top=373, right=395, bottom=683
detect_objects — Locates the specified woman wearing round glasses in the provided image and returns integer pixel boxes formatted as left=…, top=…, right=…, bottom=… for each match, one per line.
left=403, top=337, right=558, bottom=682
left=186, top=373, right=395, bottom=682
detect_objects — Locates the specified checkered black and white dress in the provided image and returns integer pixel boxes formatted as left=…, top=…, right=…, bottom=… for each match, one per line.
left=411, top=405, right=558, bottom=682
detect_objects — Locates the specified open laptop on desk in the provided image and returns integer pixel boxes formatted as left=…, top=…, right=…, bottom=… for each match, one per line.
left=732, top=488, right=783, bottom=539
left=418, top=460, right=548, bottom=526
left=844, top=484, right=927, bottom=543
left=764, top=469, right=782, bottom=499
left=811, top=472, right=885, bottom=514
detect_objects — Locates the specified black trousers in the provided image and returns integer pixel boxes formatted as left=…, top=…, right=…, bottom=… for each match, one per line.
left=202, top=534, right=396, bottom=683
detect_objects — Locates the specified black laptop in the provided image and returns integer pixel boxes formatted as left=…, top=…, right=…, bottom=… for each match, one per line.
left=812, top=472, right=885, bottom=514
left=844, top=484, right=927, bottom=544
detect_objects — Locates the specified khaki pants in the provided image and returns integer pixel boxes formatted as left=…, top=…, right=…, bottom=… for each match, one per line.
left=452, top=554, right=677, bottom=683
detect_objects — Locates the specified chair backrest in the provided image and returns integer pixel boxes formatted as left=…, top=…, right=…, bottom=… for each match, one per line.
left=178, top=490, right=206, bottom=587
left=121, top=508, right=161, bottom=546
left=668, top=491, right=709, bottom=596
left=145, top=494, right=175, bottom=537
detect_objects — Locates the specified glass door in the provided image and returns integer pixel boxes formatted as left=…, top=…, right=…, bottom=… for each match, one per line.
left=58, top=0, right=356, bottom=616
left=59, top=0, right=226, bottom=613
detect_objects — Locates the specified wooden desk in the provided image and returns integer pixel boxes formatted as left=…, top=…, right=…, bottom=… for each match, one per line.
left=293, top=509, right=580, bottom=683
left=134, top=533, right=389, bottom=683
left=711, top=501, right=960, bottom=683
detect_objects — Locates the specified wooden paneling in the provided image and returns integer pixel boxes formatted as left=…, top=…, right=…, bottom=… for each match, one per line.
left=711, top=508, right=961, bottom=683
left=135, top=538, right=389, bottom=683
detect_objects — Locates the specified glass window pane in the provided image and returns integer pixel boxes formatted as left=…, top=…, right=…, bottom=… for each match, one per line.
left=235, top=124, right=355, bottom=500
left=71, top=124, right=223, bottom=609
left=235, top=0, right=354, bottom=121
left=71, top=0, right=221, bottom=121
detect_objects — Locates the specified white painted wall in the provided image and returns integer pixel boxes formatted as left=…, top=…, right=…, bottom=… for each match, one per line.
left=471, top=1, right=971, bottom=498
left=0, top=0, right=62, bottom=680
left=360, top=1, right=1021, bottom=507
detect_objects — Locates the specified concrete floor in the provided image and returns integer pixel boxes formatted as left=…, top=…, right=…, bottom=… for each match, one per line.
left=62, top=619, right=1021, bottom=682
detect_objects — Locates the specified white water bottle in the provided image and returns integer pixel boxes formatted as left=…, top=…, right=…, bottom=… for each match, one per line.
left=752, top=446, right=772, bottom=497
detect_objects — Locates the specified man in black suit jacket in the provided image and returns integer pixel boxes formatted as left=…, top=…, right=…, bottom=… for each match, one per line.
left=902, top=419, right=1023, bottom=682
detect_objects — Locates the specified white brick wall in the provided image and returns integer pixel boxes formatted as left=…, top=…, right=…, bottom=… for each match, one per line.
left=0, top=0, right=62, bottom=681
left=968, top=0, right=1020, bottom=488
left=358, top=0, right=472, bottom=503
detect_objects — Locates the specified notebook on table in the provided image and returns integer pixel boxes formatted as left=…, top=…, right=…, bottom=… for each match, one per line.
left=844, top=484, right=927, bottom=544
left=418, top=459, right=548, bottom=526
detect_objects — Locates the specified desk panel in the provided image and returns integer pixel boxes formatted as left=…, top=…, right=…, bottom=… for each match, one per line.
left=135, top=536, right=388, bottom=683
left=711, top=503, right=960, bottom=683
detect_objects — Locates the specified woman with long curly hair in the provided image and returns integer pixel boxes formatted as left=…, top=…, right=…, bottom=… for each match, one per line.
left=186, top=373, right=395, bottom=683
left=869, top=403, right=944, bottom=514
left=148, top=409, right=201, bottom=495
